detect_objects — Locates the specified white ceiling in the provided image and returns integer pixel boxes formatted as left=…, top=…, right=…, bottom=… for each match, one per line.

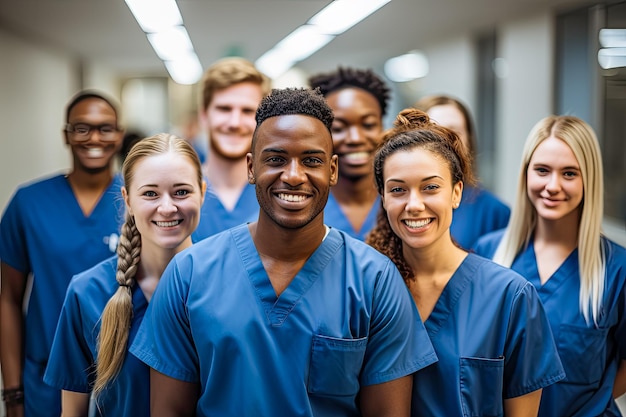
left=0, top=0, right=595, bottom=80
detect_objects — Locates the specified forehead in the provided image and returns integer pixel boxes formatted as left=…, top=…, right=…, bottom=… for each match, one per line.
left=129, top=152, right=197, bottom=186
left=255, top=114, right=332, bottom=152
left=326, top=88, right=381, bottom=114
left=427, top=104, right=466, bottom=128
left=210, top=82, right=263, bottom=107
left=530, top=136, right=578, bottom=166
left=68, top=98, right=117, bottom=121
left=384, top=147, right=451, bottom=179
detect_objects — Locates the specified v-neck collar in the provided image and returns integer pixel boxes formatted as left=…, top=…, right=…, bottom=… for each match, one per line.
left=231, top=225, right=343, bottom=326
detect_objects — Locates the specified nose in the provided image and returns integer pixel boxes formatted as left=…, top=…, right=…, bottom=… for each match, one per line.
left=227, top=110, right=242, bottom=128
left=281, top=159, right=306, bottom=186
left=345, top=126, right=363, bottom=144
left=157, top=195, right=178, bottom=215
left=545, top=173, right=561, bottom=194
left=405, top=189, right=425, bottom=213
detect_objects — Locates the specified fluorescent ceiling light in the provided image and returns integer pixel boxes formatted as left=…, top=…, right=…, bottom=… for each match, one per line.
left=256, top=49, right=297, bottom=79
left=384, top=51, right=429, bottom=82
left=599, top=29, right=626, bottom=48
left=147, top=26, right=194, bottom=61
left=165, top=53, right=204, bottom=85
left=598, top=48, right=626, bottom=69
left=124, top=0, right=183, bottom=32
left=274, top=25, right=334, bottom=61
left=309, top=0, right=391, bottom=35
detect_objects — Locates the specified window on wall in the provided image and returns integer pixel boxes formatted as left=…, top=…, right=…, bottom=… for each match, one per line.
left=556, top=2, right=626, bottom=226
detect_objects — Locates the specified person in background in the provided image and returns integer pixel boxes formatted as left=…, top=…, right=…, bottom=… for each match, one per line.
left=309, top=67, right=390, bottom=240
left=44, top=134, right=205, bottom=417
left=117, top=130, right=145, bottom=166
left=172, top=110, right=207, bottom=164
left=193, top=57, right=271, bottom=241
left=367, top=108, right=564, bottom=416
left=415, top=94, right=510, bottom=249
left=130, top=88, right=437, bottom=417
left=0, top=90, right=126, bottom=416
left=473, top=115, right=626, bottom=416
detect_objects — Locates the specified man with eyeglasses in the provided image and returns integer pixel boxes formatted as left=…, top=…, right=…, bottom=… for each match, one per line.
left=0, top=90, right=126, bottom=416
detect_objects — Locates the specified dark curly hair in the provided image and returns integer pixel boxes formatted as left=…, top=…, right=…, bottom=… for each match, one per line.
left=366, top=108, right=475, bottom=284
left=252, top=87, right=333, bottom=151
left=308, top=67, right=391, bottom=116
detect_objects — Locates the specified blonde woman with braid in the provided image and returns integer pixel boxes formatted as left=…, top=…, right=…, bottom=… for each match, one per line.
left=43, top=133, right=205, bottom=416
left=474, top=115, right=626, bottom=416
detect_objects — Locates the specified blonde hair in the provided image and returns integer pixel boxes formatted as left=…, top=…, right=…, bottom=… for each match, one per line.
left=200, top=57, right=271, bottom=110
left=492, top=115, right=606, bottom=325
left=93, top=133, right=203, bottom=397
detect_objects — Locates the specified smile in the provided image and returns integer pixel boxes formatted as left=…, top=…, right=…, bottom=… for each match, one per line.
left=403, top=218, right=432, bottom=229
left=154, top=220, right=183, bottom=227
left=86, top=148, right=104, bottom=158
left=277, top=193, right=307, bottom=202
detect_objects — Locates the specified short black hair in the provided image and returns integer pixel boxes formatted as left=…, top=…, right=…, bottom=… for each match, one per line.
left=65, top=89, right=119, bottom=123
left=255, top=87, right=333, bottom=131
left=308, top=67, right=391, bottom=116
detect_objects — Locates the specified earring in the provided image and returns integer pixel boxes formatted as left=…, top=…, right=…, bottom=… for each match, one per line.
left=249, top=176, right=256, bottom=184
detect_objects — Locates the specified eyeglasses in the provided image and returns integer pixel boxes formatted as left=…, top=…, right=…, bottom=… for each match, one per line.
left=65, top=123, right=120, bottom=141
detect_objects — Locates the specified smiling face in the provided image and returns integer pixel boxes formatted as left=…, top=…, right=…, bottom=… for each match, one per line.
left=325, top=87, right=383, bottom=181
left=248, top=114, right=338, bottom=230
left=526, top=136, right=583, bottom=224
left=201, top=81, right=264, bottom=161
left=382, top=147, right=462, bottom=251
left=65, top=98, right=123, bottom=173
left=123, top=152, right=205, bottom=254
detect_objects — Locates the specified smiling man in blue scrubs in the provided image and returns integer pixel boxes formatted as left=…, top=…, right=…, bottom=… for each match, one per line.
left=131, top=87, right=437, bottom=417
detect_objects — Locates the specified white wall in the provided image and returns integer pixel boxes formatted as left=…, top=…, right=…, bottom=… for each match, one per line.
left=494, top=12, right=555, bottom=206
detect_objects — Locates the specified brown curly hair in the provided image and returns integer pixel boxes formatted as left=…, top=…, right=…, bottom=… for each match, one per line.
left=366, top=108, right=475, bottom=284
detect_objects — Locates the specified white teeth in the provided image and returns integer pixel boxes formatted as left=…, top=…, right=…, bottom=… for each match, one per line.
left=278, top=193, right=306, bottom=202
left=155, top=220, right=181, bottom=227
left=403, top=219, right=432, bottom=229
left=343, top=152, right=369, bottom=163
left=86, top=148, right=104, bottom=158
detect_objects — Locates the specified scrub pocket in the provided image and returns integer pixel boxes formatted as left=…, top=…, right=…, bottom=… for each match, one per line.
left=460, top=356, right=504, bottom=417
left=558, top=324, right=608, bottom=385
left=308, top=334, right=368, bottom=397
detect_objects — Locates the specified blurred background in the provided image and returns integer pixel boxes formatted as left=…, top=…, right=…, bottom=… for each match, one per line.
left=0, top=0, right=625, bottom=414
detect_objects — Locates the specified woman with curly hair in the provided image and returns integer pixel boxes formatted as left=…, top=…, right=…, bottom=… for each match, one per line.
left=367, top=108, right=564, bottom=416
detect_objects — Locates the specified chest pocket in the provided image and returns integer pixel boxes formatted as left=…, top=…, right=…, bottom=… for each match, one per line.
left=307, top=334, right=367, bottom=397
left=460, top=356, right=504, bottom=417
left=558, top=324, right=608, bottom=385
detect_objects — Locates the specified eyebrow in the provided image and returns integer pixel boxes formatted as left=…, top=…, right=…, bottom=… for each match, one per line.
left=386, top=175, right=443, bottom=183
left=261, top=148, right=328, bottom=155
left=531, top=162, right=580, bottom=170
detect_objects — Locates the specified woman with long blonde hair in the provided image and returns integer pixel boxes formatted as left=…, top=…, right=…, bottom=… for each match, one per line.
left=44, top=133, right=205, bottom=416
left=474, top=115, right=626, bottom=416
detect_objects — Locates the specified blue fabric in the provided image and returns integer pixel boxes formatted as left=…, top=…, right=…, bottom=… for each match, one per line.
left=411, top=254, right=564, bottom=416
left=451, top=185, right=510, bottom=250
left=0, top=173, right=124, bottom=417
left=323, top=193, right=380, bottom=241
left=131, top=225, right=437, bottom=417
left=192, top=182, right=258, bottom=242
left=43, top=257, right=150, bottom=416
left=474, top=233, right=626, bottom=417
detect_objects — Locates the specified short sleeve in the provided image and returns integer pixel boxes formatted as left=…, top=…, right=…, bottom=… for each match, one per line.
left=503, top=281, right=565, bottom=398
left=44, top=279, right=94, bottom=392
left=360, top=259, right=437, bottom=386
left=130, top=256, right=198, bottom=383
left=0, top=189, right=29, bottom=272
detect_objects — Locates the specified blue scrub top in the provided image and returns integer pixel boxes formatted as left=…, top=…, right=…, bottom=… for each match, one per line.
left=451, top=185, right=510, bottom=250
left=192, top=181, right=259, bottom=242
left=0, top=173, right=124, bottom=416
left=44, top=257, right=150, bottom=416
left=474, top=232, right=626, bottom=417
left=323, top=193, right=380, bottom=241
left=412, top=253, right=564, bottom=416
left=131, top=225, right=437, bottom=417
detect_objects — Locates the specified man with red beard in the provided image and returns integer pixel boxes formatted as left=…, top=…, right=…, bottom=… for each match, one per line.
left=192, top=57, right=271, bottom=241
